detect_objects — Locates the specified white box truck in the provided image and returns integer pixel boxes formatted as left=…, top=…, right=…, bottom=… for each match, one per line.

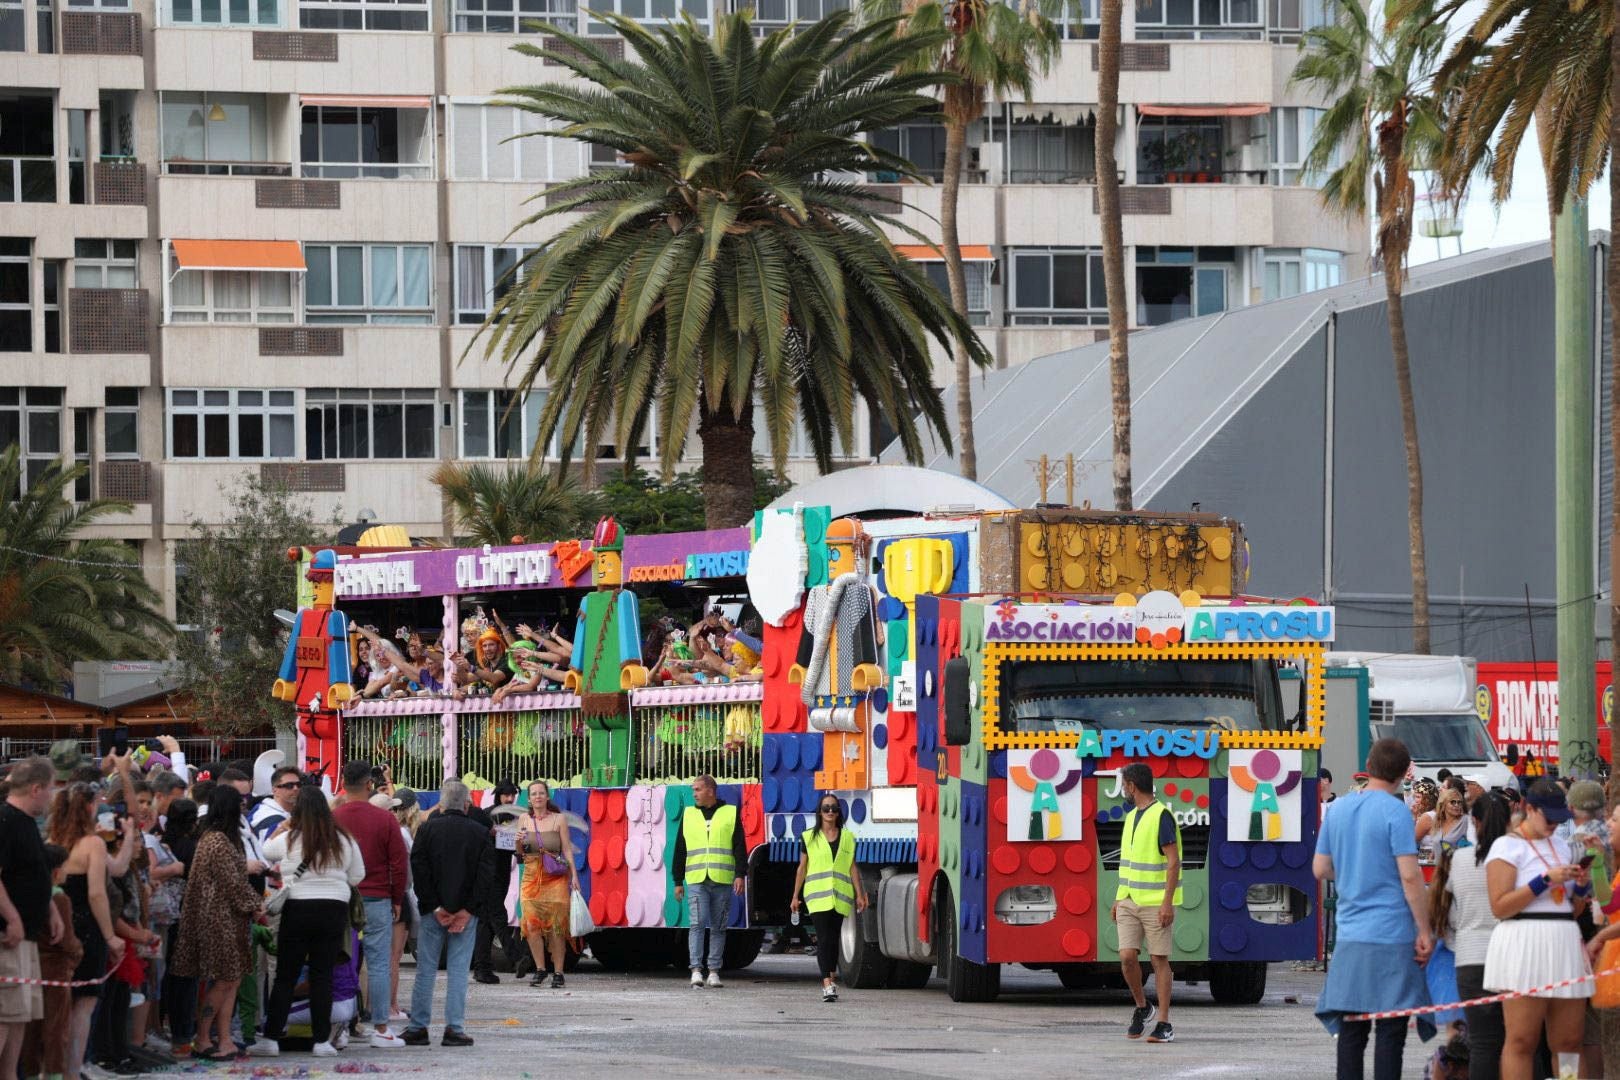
left=1327, top=653, right=1516, bottom=790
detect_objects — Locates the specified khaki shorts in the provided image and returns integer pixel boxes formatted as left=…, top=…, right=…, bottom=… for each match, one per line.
left=0, top=941, right=44, bottom=1023
left=1115, top=896, right=1172, bottom=957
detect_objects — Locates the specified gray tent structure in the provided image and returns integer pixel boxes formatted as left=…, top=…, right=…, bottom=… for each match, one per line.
left=881, top=236, right=1614, bottom=661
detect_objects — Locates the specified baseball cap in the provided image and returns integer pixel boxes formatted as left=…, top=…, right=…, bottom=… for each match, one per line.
left=1568, top=780, right=1607, bottom=813
left=49, top=739, right=83, bottom=781
left=1461, top=773, right=1489, bottom=789
left=1525, top=785, right=1573, bottom=824
left=389, top=786, right=418, bottom=812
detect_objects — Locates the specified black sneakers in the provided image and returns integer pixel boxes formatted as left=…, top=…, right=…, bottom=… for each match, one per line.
left=1146, top=1021, right=1175, bottom=1043
left=473, top=969, right=499, bottom=984
left=399, top=1028, right=431, bottom=1047
left=441, top=1030, right=475, bottom=1047
left=1126, top=1004, right=1154, bottom=1039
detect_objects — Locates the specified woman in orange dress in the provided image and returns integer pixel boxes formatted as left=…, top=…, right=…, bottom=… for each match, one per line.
left=517, top=781, right=579, bottom=987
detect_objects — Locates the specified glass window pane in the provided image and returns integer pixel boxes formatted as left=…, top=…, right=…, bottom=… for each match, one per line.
left=203, top=413, right=230, bottom=457
left=104, top=410, right=137, bottom=454
left=172, top=413, right=198, bottom=457
left=372, top=401, right=404, bottom=458
left=404, top=403, right=435, bottom=458
left=1052, top=254, right=1087, bottom=309
left=238, top=413, right=264, bottom=457
left=27, top=411, right=58, bottom=453
left=1195, top=267, right=1226, bottom=316
left=336, top=246, right=364, bottom=306
left=370, top=246, right=399, bottom=307
left=1013, top=254, right=1050, bottom=309
left=462, top=391, right=489, bottom=457
left=401, top=247, right=430, bottom=307
left=306, top=249, right=332, bottom=306
left=269, top=413, right=294, bottom=457
left=1283, top=261, right=1301, bottom=296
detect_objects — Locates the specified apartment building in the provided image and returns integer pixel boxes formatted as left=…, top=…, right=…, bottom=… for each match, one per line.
left=0, top=0, right=1363, bottom=623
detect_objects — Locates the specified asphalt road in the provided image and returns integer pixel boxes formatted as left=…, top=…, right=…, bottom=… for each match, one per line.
left=210, top=953, right=1424, bottom=1079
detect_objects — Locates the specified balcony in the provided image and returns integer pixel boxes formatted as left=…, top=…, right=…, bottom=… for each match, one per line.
left=163, top=459, right=445, bottom=529
left=68, top=288, right=149, bottom=354
left=156, top=174, right=437, bottom=241
left=151, top=25, right=433, bottom=94
left=1032, top=40, right=1300, bottom=107
left=60, top=10, right=142, bottom=54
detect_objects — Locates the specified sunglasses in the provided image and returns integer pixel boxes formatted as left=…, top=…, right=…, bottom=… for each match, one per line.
left=820, top=805, right=839, bottom=814
left=274, top=782, right=299, bottom=791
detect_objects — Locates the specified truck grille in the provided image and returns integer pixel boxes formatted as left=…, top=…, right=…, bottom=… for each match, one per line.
left=1094, top=821, right=1210, bottom=870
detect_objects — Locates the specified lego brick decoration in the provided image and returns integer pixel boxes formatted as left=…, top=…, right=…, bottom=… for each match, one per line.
left=1094, top=776, right=1212, bottom=963
left=719, top=783, right=751, bottom=928
left=1226, top=749, right=1304, bottom=843
left=586, top=788, right=629, bottom=927
left=662, top=783, right=696, bottom=928
left=551, top=788, right=591, bottom=918
left=916, top=768, right=939, bottom=940
left=987, top=776, right=1099, bottom=964
left=1207, top=778, right=1319, bottom=962
left=1006, top=749, right=1084, bottom=842
left=957, top=779, right=989, bottom=964
left=624, top=785, right=667, bottom=927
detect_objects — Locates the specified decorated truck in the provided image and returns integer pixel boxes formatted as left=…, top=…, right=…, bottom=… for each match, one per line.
left=288, top=505, right=1331, bottom=1000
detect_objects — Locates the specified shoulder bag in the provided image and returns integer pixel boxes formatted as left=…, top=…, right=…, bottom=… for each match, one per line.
left=265, top=860, right=307, bottom=916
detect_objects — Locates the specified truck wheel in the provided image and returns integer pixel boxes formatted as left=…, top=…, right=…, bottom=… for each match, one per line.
left=586, top=930, right=632, bottom=971
left=1056, top=967, right=1094, bottom=991
left=888, top=958, right=934, bottom=989
left=721, top=928, right=765, bottom=971
left=1208, top=961, right=1267, bottom=1005
left=838, top=909, right=895, bottom=989
left=937, top=889, right=1000, bottom=1003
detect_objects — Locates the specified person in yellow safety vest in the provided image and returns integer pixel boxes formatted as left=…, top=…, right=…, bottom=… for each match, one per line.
left=1111, top=762, right=1182, bottom=1045
left=789, top=793, right=869, bottom=1003
left=673, top=774, right=748, bottom=989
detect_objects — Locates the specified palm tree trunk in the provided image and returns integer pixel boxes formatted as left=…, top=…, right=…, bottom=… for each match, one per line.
left=1096, top=0, right=1131, bottom=511
left=941, top=98, right=977, bottom=481
left=1383, top=246, right=1430, bottom=654
left=698, top=402, right=757, bottom=529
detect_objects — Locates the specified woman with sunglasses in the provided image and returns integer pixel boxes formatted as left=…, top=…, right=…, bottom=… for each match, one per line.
left=1418, top=788, right=1475, bottom=863
left=789, top=794, right=868, bottom=1002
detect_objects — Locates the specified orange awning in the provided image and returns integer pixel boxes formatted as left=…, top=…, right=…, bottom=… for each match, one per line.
left=1138, top=103, right=1270, bottom=117
left=897, top=244, right=995, bottom=262
left=171, top=239, right=306, bottom=273
left=301, top=94, right=432, bottom=109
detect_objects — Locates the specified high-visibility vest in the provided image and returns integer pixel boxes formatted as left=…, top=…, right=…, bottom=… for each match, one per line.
left=1116, top=801, right=1183, bottom=906
left=801, top=827, right=856, bottom=916
left=682, top=804, right=739, bottom=885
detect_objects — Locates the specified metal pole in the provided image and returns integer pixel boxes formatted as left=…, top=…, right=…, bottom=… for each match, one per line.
left=1555, top=198, right=1597, bottom=777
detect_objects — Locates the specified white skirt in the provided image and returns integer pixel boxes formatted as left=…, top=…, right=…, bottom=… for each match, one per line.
left=1483, top=918, right=1593, bottom=999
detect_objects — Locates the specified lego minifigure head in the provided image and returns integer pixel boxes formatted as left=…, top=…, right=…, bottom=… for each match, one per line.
left=304, top=548, right=338, bottom=607
left=825, top=518, right=864, bottom=578
left=591, top=516, right=626, bottom=587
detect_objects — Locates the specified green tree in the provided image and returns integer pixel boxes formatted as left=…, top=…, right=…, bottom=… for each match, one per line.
left=174, top=474, right=338, bottom=737
left=479, top=11, right=990, bottom=529
left=864, top=0, right=1060, bottom=482
left=1293, top=0, right=1449, bottom=653
left=0, top=447, right=169, bottom=687
left=599, top=464, right=791, bottom=536
left=431, top=461, right=602, bottom=545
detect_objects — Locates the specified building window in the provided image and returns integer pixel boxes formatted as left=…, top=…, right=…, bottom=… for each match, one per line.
left=448, top=103, right=583, bottom=181
left=1260, top=247, right=1342, bottom=301
left=452, top=0, right=573, bottom=32
left=868, top=122, right=958, bottom=182
left=0, top=0, right=24, bottom=51
left=306, top=389, right=437, bottom=460
left=0, top=95, right=55, bottom=204
left=584, top=0, right=706, bottom=34
left=41, top=260, right=59, bottom=353
left=0, top=388, right=63, bottom=492
left=72, top=406, right=92, bottom=502
left=1268, top=106, right=1330, bottom=185
left=750, top=396, right=864, bottom=460
left=298, top=0, right=426, bottom=29
left=64, top=0, right=129, bottom=10
left=741, top=0, right=846, bottom=32
left=458, top=388, right=551, bottom=458
left=1007, top=112, right=1096, bottom=183
left=160, top=93, right=278, bottom=173
left=168, top=257, right=296, bottom=324
left=1136, top=245, right=1233, bottom=326
left=74, top=239, right=138, bottom=288
left=1135, top=0, right=1260, bottom=38
left=454, top=244, right=538, bottom=324
left=1054, top=0, right=1097, bottom=38
left=1137, top=115, right=1224, bottom=183
left=300, top=106, right=433, bottom=179
left=1007, top=247, right=1105, bottom=326
left=167, top=388, right=296, bottom=460
left=921, top=262, right=992, bottom=327
left=1267, top=0, right=1330, bottom=41
left=305, top=244, right=432, bottom=324
left=0, top=238, right=28, bottom=351
left=163, top=0, right=277, bottom=24
left=104, top=387, right=139, bottom=458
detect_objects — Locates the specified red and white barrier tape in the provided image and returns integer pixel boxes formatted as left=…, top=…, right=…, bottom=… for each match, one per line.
left=1346, top=964, right=1620, bottom=1021
left=0, top=965, right=116, bottom=989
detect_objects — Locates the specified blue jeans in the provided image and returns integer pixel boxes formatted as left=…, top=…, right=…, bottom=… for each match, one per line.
left=410, top=914, right=478, bottom=1035
left=361, top=897, right=394, bottom=1027
left=686, top=881, right=733, bottom=972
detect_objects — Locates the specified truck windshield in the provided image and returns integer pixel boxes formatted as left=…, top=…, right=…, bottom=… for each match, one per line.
left=1374, top=713, right=1500, bottom=763
left=999, top=658, right=1283, bottom=735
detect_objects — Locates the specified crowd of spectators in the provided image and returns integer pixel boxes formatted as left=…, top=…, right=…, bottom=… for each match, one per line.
left=0, top=738, right=500, bottom=1078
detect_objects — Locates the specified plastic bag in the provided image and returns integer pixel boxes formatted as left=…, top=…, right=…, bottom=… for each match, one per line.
left=569, top=887, right=595, bottom=937
left=1594, top=939, right=1620, bottom=1008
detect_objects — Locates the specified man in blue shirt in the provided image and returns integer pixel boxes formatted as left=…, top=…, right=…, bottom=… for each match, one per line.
left=1313, top=737, right=1434, bottom=1080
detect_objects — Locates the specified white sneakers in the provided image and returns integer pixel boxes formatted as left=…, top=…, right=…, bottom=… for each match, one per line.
left=312, top=1041, right=338, bottom=1057
left=690, top=969, right=704, bottom=988
left=332, top=1026, right=350, bottom=1050
left=246, top=1040, right=280, bottom=1057
left=822, top=983, right=838, bottom=1002
left=370, top=1029, right=407, bottom=1048
left=706, top=972, right=723, bottom=989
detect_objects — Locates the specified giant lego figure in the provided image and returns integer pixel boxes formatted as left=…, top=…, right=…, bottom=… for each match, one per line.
left=790, top=518, right=884, bottom=791
left=565, top=517, right=649, bottom=786
left=272, top=548, right=354, bottom=788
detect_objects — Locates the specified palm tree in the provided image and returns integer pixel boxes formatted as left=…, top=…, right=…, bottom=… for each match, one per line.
left=865, top=0, right=1060, bottom=483
left=480, top=11, right=992, bottom=528
left=0, top=447, right=170, bottom=687
left=1096, top=0, right=1130, bottom=510
left=431, top=461, right=602, bottom=546
left=1293, top=0, right=1448, bottom=653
